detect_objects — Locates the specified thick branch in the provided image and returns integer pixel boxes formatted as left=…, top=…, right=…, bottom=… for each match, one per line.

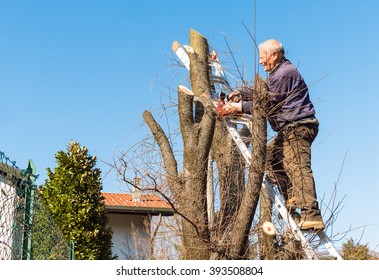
left=142, top=110, right=179, bottom=188
left=185, top=30, right=216, bottom=152
left=227, top=74, right=268, bottom=259
left=178, top=85, right=194, bottom=139
left=189, top=29, right=209, bottom=63
left=186, top=29, right=213, bottom=125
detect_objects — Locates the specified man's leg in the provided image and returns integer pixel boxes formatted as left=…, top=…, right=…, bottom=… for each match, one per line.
left=282, top=124, right=324, bottom=230
left=266, top=136, right=293, bottom=202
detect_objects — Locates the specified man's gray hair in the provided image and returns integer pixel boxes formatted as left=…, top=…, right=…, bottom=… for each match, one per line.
left=259, top=39, right=285, bottom=56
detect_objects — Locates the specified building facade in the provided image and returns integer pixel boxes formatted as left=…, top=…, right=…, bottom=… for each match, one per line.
left=102, top=192, right=173, bottom=260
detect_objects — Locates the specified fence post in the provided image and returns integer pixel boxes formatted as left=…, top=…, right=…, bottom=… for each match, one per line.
left=70, top=240, right=75, bottom=260
left=22, top=160, right=36, bottom=260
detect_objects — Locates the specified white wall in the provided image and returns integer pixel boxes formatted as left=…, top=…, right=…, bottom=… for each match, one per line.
left=107, top=212, right=150, bottom=260
left=0, top=182, right=16, bottom=260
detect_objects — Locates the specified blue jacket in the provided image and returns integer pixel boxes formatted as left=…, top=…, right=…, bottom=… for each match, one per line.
left=242, top=58, right=316, bottom=132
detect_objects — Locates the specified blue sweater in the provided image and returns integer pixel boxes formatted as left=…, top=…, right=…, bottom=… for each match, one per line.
left=242, top=58, right=316, bottom=132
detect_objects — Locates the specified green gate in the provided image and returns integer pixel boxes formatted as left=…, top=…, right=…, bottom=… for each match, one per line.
left=0, top=151, right=73, bottom=260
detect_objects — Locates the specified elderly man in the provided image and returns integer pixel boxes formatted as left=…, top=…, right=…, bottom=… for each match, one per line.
left=224, top=39, right=324, bottom=230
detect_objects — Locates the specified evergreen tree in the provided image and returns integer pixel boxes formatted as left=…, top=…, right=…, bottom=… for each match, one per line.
left=41, top=141, right=114, bottom=260
left=342, top=238, right=376, bottom=260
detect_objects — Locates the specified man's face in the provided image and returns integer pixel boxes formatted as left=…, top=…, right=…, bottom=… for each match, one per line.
left=259, top=48, right=277, bottom=72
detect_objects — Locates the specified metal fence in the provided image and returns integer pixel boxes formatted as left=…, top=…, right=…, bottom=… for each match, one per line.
left=0, top=151, right=73, bottom=260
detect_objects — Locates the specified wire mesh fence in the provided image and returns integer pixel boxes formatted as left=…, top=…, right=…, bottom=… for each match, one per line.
left=0, top=151, right=72, bottom=260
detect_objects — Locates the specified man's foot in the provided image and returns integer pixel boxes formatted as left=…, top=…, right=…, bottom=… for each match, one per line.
left=299, top=215, right=325, bottom=231
left=286, top=197, right=297, bottom=210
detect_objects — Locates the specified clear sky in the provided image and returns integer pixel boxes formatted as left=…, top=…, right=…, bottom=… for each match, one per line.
left=1, top=0, right=378, bottom=251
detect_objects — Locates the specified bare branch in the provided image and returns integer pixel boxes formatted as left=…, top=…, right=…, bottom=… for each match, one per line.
left=142, top=110, right=179, bottom=189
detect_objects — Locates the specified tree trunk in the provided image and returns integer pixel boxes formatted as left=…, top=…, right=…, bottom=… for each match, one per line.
left=258, top=187, right=277, bottom=259
left=144, top=30, right=269, bottom=260
left=144, top=29, right=215, bottom=259
left=212, top=122, right=245, bottom=234
left=225, top=74, right=268, bottom=259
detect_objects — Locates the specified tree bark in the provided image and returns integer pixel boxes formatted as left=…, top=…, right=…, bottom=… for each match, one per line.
left=226, top=74, right=268, bottom=259
left=143, top=30, right=269, bottom=260
left=144, top=29, right=215, bottom=259
left=258, top=187, right=277, bottom=259
left=212, top=122, right=245, bottom=234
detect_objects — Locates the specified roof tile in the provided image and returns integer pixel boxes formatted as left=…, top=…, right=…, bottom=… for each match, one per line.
left=102, top=192, right=171, bottom=209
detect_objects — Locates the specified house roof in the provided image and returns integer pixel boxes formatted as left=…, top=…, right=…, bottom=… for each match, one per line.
left=102, top=192, right=174, bottom=216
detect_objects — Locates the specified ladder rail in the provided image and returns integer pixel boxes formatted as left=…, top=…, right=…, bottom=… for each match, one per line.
left=318, top=231, right=343, bottom=260
left=262, top=177, right=319, bottom=259
left=224, top=121, right=251, bottom=164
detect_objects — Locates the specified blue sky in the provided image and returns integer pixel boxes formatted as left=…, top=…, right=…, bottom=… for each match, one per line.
left=1, top=0, right=378, bottom=251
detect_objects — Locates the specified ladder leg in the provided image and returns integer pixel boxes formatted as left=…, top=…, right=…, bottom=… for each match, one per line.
left=262, top=177, right=319, bottom=260
left=318, top=231, right=343, bottom=260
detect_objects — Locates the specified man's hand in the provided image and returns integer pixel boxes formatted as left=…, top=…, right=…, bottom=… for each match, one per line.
left=222, top=102, right=242, bottom=115
left=228, top=86, right=254, bottom=102
left=228, top=90, right=242, bottom=102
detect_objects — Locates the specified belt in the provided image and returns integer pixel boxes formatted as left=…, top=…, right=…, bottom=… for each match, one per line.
left=282, top=117, right=319, bottom=131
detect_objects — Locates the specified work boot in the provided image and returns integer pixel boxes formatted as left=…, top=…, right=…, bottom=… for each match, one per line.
left=299, top=215, right=325, bottom=231
left=286, top=197, right=297, bottom=210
